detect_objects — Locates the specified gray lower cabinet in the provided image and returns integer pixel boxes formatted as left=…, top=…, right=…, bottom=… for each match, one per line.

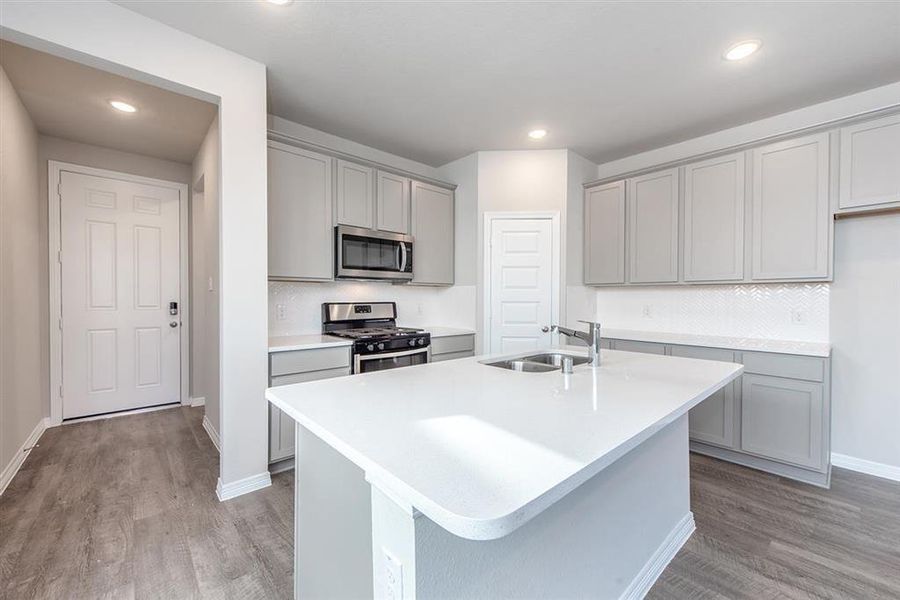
left=267, top=143, right=334, bottom=281
left=411, top=180, right=454, bottom=285
left=268, top=346, right=352, bottom=465
left=670, top=345, right=736, bottom=449
left=430, top=334, right=475, bottom=362
left=608, top=336, right=831, bottom=486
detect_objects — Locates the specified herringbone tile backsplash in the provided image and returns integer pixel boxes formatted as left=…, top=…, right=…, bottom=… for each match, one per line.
left=593, top=283, right=829, bottom=342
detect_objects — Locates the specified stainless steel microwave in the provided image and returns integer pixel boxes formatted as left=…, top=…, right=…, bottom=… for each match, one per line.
left=335, top=225, right=414, bottom=281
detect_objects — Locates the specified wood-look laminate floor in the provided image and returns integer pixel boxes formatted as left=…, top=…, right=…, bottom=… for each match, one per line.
left=2, top=407, right=898, bottom=599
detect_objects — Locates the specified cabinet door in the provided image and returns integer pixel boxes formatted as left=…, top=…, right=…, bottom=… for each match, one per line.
left=268, top=144, right=333, bottom=281
left=671, top=345, right=736, bottom=448
left=376, top=171, right=410, bottom=233
left=612, top=340, right=666, bottom=354
left=839, top=114, right=900, bottom=209
left=335, top=160, right=374, bottom=228
left=751, top=134, right=829, bottom=280
left=683, top=153, right=745, bottom=282
left=741, top=374, right=824, bottom=470
left=411, top=181, right=454, bottom=285
left=584, top=181, right=626, bottom=284
left=628, top=169, right=679, bottom=283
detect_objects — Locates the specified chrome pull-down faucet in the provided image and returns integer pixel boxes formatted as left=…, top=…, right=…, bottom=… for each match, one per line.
left=550, top=321, right=603, bottom=366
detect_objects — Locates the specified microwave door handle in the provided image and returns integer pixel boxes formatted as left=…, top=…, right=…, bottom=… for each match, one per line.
left=399, top=242, right=408, bottom=272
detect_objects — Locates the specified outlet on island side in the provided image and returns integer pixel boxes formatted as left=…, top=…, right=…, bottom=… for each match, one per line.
left=275, top=304, right=286, bottom=321
left=382, top=548, right=403, bottom=600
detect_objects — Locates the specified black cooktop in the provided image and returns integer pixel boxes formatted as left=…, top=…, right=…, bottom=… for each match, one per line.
left=329, top=326, right=424, bottom=341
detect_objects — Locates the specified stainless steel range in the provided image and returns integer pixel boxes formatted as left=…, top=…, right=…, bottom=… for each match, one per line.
left=322, top=302, right=431, bottom=373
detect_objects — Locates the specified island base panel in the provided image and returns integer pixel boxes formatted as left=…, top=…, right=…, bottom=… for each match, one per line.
left=369, top=416, right=694, bottom=600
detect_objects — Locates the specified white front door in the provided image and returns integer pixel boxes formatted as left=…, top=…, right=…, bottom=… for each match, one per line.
left=59, top=170, right=181, bottom=419
left=488, top=218, right=554, bottom=354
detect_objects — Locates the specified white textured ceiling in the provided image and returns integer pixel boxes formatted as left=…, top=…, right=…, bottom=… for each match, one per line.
left=114, top=1, right=900, bottom=166
left=0, top=40, right=217, bottom=163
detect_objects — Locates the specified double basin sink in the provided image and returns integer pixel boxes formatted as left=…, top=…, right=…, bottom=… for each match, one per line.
left=482, top=352, right=591, bottom=373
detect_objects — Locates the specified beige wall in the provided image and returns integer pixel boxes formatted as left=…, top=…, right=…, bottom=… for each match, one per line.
left=191, top=117, right=220, bottom=439
left=0, top=65, right=43, bottom=476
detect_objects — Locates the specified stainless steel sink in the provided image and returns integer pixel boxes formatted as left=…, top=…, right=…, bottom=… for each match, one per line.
left=481, top=352, right=588, bottom=373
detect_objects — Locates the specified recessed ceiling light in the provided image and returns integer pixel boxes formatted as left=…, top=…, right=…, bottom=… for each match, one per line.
left=724, top=39, right=762, bottom=61
left=528, top=129, right=547, bottom=140
left=109, top=100, right=137, bottom=113
left=264, top=0, right=293, bottom=5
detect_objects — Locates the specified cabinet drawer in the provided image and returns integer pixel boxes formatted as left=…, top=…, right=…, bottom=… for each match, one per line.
left=612, top=340, right=666, bottom=355
left=270, top=367, right=350, bottom=387
left=741, top=352, right=825, bottom=382
left=431, top=350, right=474, bottom=363
left=270, top=347, right=351, bottom=377
left=431, top=334, right=475, bottom=356
left=741, top=374, right=825, bottom=471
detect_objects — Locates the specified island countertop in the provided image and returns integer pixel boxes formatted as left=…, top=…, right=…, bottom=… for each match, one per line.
left=266, top=348, right=742, bottom=540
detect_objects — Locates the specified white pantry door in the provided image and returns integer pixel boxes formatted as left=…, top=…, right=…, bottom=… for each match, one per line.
left=488, top=218, right=554, bottom=354
left=60, top=170, right=181, bottom=419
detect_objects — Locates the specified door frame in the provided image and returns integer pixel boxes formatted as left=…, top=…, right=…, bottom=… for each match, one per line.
left=482, top=211, right=561, bottom=355
left=48, top=160, right=190, bottom=425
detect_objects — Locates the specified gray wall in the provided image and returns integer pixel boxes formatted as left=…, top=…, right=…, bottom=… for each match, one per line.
left=437, top=152, right=477, bottom=287
left=0, top=65, right=43, bottom=474
left=831, top=214, right=900, bottom=470
left=191, top=117, right=220, bottom=439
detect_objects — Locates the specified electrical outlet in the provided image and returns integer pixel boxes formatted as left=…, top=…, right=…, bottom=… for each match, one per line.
left=642, top=305, right=653, bottom=319
left=791, top=309, right=806, bottom=324
left=275, top=304, right=286, bottom=321
left=417, top=302, right=424, bottom=316
left=383, top=549, right=403, bottom=600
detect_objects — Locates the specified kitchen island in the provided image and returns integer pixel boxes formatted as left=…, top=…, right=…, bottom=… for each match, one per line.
left=266, top=347, right=742, bottom=599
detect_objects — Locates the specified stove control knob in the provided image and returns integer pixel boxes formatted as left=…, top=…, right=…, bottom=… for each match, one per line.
left=417, top=338, right=426, bottom=346
left=366, top=344, right=375, bottom=352
left=377, top=342, right=385, bottom=351
left=408, top=339, right=417, bottom=347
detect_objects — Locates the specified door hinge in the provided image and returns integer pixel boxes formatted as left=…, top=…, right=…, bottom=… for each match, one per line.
left=59, top=385, right=63, bottom=398
left=58, top=317, right=62, bottom=330
left=57, top=249, right=62, bottom=264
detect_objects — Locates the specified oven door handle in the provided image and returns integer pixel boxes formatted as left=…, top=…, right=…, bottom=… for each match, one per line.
left=354, top=346, right=430, bottom=372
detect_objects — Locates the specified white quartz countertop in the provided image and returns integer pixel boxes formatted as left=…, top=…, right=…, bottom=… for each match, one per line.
left=269, top=327, right=474, bottom=352
left=602, top=328, right=831, bottom=358
left=266, top=347, right=743, bottom=541
left=268, top=334, right=351, bottom=353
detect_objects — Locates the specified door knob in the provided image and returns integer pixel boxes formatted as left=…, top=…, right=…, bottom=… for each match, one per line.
left=541, top=326, right=550, bottom=333
left=169, top=321, right=179, bottom=328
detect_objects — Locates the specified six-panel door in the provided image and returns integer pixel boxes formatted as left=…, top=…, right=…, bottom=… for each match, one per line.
left=751, top=133, right=830, bottom=280
left=628, top=169, right=679, bottom=283
left=268, top=143, right=334, bottom=281
left=583, top=181, right=626, bottom=284
left=411, top=181, right=454, bottom=285
left=683, top=153, right=745, bottom=282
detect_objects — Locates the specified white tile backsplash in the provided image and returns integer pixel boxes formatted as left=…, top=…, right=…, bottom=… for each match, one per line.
left=590, top=283, right=829, bottom=342
left=269, top=281, right=477, bottom=336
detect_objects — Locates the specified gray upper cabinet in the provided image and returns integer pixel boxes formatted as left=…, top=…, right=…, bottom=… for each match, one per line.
left=741, top=373, right=825, bottom=471
left=839, top=114, right=900, bottom=210
left=335, top=159, right=374, bottom=229
left=411, top=181, right=454, bottom=285
left=628, top=169, right=679, bottom=283
left=376, top=170, right=410, bottom=234
left=671, top=345, right=736, bottom=449
left=683, top=153, right=745, bottom=282
left=268, top=143, right=334, bottom=281
left=584, top=181, right=626, bottom=285
left=751, top=133, right=830, bottom=280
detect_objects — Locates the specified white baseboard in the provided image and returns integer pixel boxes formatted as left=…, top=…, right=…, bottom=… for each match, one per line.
left=620, top=512, right=695, bottom=600
left=831, top=452, right=900, bottom=483
left=216, top=471, right=272, bottom=502
left=202, top=414, right=221, bottom=454
left=1, top=417, right=49, bottom=496
left=190, top=396, right=206, bottom=407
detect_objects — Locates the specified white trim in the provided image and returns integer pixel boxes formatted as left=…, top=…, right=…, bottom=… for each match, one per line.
left=620, top=512, right=695, bottom=600
left=482, top=211, right=561, bottom=354
left=0, top=417, right=49, bottom=496
left=47, top=161, right=190, bottom=424
left=216, top=471, right=272, bottom=502
left=202, top=414, right=221, bottom=453
left=831, top=453, right=900, bottom=483
left=190, top=396, right=206, bottom=407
